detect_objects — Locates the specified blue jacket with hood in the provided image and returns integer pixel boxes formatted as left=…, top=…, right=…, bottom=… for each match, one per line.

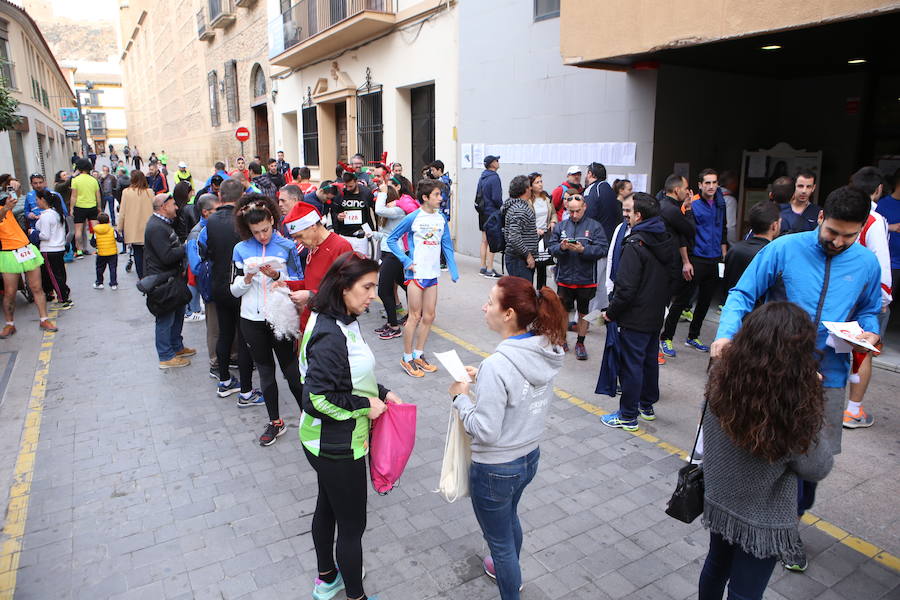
left=717, top=229, right=881, bottom=388
left=476, top=169, right=502, bottom=216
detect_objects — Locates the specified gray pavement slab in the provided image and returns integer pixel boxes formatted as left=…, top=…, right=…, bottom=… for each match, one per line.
left=0, top=253, right=897, bottom=599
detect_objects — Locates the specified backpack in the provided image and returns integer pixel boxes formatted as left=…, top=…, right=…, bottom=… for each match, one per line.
left=474, top=186, right=484, bottom=214
left=194, top=259, right=213, bottom=302
left=484, top=205, right=507, bottom=253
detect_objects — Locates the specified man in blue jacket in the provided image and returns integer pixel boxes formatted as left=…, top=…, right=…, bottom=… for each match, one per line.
left=661, top=168, right=727, bottom=355
left=476, top=155, right=502, bottom=278
left=583, top=162, right=622, bottom=313
left=23, top=174, right=67, bottom=228
left=712, top=185, right=881, bottom=572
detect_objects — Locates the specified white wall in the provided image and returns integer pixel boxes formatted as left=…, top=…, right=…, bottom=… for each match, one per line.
left=455, top=0, right=657, bottom=257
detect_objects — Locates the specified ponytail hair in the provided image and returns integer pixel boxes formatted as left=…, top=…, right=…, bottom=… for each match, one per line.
left=496, top=276, right=567, bottom=347
left=234, top=192, right=279, bottom=240
left=37, top=189, right=68, bottom=234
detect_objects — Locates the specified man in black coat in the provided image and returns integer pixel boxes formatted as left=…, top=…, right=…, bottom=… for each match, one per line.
left=144, top=193, right=194, bottom=369
left=722, top=201, right=781, bottom=295
left=602, top=193, right=678, bottom=431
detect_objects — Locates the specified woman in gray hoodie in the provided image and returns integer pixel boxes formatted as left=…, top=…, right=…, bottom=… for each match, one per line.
left=449, top=276, right=567, bottom=599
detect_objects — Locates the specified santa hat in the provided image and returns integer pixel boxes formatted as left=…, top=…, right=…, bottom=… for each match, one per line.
left=283, top=202, right=322, bottom=235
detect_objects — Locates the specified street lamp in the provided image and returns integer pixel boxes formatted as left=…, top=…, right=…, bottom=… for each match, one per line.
left=74, top=80, right=93, bottom=157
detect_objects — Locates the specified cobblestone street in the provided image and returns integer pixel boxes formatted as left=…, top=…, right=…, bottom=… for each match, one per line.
left=0, top=255, right=898, bottom=599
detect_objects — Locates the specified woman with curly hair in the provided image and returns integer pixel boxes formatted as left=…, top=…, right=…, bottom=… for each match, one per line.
left=699, top=301, right=834, bottom=600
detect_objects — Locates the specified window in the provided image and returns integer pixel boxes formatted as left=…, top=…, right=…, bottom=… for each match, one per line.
left=224, top=59, right=239, bottom=123
left=534, top=0, right=560, bottom=21
left=251, top=64, right=266, bottom=98
left=208, top=70, right=220, bottom=127
left=41, top=87, right=49, bottom=109
left=356, top=90, right=382, bottom=166
left=88, top=112, right=107, bottom=131
left=0, top=19, right=14, bottom=89
left=301, top=105, right=319, bottom=166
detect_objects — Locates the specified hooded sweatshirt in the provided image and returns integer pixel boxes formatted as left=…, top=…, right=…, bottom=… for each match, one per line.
left=606, top=216, right=679, bottom=333
left=453, top=334, right=563, bottom=464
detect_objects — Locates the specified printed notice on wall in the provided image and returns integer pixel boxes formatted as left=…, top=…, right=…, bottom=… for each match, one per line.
left=462, top=142, right=638, bottom=167
left=472, top=144, right=485, bottom=168
left=460, top=143, right=473, bottom=169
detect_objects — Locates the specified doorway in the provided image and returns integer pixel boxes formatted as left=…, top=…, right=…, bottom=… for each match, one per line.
left=335, top=101, right=348, bottom=165
left=411, top=84, right=435, bottom=181
left=253, top=103, right=270, bottom=160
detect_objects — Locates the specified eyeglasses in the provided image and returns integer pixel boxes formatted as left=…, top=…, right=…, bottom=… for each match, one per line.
left=29, top=173, right=44, bottom=180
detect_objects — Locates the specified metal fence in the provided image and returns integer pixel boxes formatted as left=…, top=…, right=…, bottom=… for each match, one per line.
left=279, top=0, right=392, bottom=53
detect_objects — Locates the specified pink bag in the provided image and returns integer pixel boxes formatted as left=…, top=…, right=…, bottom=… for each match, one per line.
left=369, top=401, right=417, bottom=495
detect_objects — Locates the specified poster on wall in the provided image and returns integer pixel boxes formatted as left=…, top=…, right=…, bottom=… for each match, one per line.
left=472, top=144, right=485, bottom=167
left=460, top=143, right=473, bottom=169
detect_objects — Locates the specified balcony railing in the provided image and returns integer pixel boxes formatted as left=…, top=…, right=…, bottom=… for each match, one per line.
left=197, top=10, right=215, bottom=40
left=273, top=0, right=393, bottom=57
left=209, top=0, right=236, bottom=28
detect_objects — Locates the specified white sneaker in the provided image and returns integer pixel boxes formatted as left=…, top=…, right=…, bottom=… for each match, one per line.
left=183, top=312, right=204, bottom=322
left=93, top=283, right=104, bottom=290
left=110, top=284, right=118, bottom=290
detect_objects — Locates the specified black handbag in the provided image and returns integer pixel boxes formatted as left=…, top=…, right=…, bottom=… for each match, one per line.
left=665, top=394, right=707, bottom=524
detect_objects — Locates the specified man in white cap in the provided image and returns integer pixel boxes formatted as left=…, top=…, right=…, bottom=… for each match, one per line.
left=551, top=166, right=584, bottom=221
left=174, top=162, right=193, bottom=186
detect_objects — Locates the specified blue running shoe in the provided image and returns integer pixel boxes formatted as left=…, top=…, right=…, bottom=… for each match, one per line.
left=601, top=412, right=639, bottom=431
left=660, top=339, right=676, bottom=358
left=236, top=389, right=265, bottom=408
left=216, top=378, right=241, bottom=397
left=685, top=338, right=710, bottom=352
left=639, top=406, right=656, bottom=421
left=312, top=570, right=345, bottom=600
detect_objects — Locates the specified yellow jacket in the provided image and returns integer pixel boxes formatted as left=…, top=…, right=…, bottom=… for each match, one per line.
left=93, top=223, right=118, bottom=256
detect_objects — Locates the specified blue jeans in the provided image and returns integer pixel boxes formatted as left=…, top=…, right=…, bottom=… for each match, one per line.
left=699, top=532, right=777, bottom=600
left=101, top=194, right=116, bottom=226
left=155, top=307, right=186, bottom=361
left=469, top=448, right=540, bottom=600
left=185, top=284, right=202, bottom=315
left=504, top=254, right=534, bottom=283
left=617, top=327, right=660, bottom=421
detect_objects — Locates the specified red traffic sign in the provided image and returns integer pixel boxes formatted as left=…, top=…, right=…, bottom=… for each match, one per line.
left=235, top=127, right=250, bottom=142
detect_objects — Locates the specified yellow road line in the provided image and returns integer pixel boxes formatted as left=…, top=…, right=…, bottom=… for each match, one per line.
left=0, top=314, right=58, bottom=599
left=430, top=324, right=900, bottom=574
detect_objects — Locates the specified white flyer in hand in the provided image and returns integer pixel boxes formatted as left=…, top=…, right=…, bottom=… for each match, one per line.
left=822, top=321, right=878, bottom=353
left=582, top=309, right=605, bottom=325
left=344, top=210, right=363, bottom=225
left=434, top=350, right=472, bottom=383
left=361, top=223, right=374, bottom=237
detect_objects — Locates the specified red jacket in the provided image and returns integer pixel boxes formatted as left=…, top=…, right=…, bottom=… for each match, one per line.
left=551, top=181, right=584, bottom=221
left=298, top=232, right=353, bottom=331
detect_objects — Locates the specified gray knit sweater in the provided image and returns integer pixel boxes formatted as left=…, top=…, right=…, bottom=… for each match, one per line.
left=701, top=406, right=834, bottom=560
left=502, top=197, right=539, bottom=259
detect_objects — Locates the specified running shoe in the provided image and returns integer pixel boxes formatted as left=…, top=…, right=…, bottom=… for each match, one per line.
left=660, top=339, right=676, bottom=357
left=93, top=282, right=104, bottom=290
left=209, top=366, right=220, bottom=380
left=639, top=406, right=656, bottom=421
left=440, top=264, right=449, bottom=272
left=259, top=420, right=286, bottom=446
left=396, top=307, right=407, bottom=319
left=400, top=359, right=424, bottom=378
left=109, top=285, right=118, bottom=291
left=680, top=309, right=693, bottom=322
left=183, top=312, right=204, bottom=322
left=378, top=327, right=403, bottom=340
left=236, top=389, right=265, bottom=408
left=685, top=338, right=710, bottom=352
left=413, top=356, right=438, bottom=373
left=782, top=544, right=808, bottom=573
left=57, top=300, right=74, bottom=310
left=482, top=556, right=524, bottom=591
left=374, top=323, right=391, bottom=335
left=75, top=250, right=84, bottom=259
left=479, top=267, right=488, bottom=277
left=600, top=412, right=639, bottom=431
left=217, top=378, right=242, bottom=397
left=574, top=342, right=588, bottom=360
left=312, top=570, right=345, bottom=600
left=658, top=352, right=666, bottom=366
left=843, top=408, right=874, bottom=429
left=485, top=270, right=502, bottom=279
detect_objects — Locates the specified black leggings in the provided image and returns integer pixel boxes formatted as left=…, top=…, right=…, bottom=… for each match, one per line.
left=42, top=251, right=70, bottom=302
left=240, top=318, right=303, bottom=421
left=377, top=252, right=407, bottom=327
left=535, top=261, right=550, bottom=291
left=215, top=297, right=253, bottom=392
left=304, top=447, right=368, bottom=599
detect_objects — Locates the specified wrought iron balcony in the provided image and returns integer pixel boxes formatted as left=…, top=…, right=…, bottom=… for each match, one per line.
left=197, top=10, right=215, bottom=40
left=209, top=0, right=236, bottom=28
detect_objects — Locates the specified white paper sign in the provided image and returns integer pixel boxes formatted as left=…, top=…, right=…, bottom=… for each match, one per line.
left=344, top=210, right=363, bottom=225
left=473, top=144, right=485, bottom=167
left=461, top=143, right=473, bottom=169
left=361, top=223, right=374, bottom=237
left=434, top=350, right=472, bottom=383
left=823, top=321, right=879, bottom=353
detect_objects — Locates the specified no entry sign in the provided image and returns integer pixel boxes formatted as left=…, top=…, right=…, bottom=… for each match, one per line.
left=235, top=127, right=250, bottom=142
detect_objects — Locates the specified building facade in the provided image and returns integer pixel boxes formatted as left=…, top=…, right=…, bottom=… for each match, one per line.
left=268, top=0, right=458, bottom=210
left=118, top=0, right=272, bottom=178
left=0, top=0, right=76, bottom=187
left=61, top=60, right=129, bottom=153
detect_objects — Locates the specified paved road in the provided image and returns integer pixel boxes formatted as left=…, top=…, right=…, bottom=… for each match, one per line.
left=0, top=253, right=897, bottom=599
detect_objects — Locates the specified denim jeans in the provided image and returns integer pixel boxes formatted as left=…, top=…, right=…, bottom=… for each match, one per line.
left=699, top=532, right=777, bottom=600
left=185, top=284, right=202, bottom=315
left=95, top=254, right=117, bottom=286
left=504, top=254, right=534, bottom=284
left=617, top=327, right=660, bottom=421
left=101, top=194, right=116, bottom=226
left=132, top=244, right=145, bottom=279
left=155, top=307, right=186, bottom=361
left=469, top=448, right=540, bottom=600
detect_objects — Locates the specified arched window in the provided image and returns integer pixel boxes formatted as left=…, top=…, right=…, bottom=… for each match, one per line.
left=251, top=64, right=266, bottom=98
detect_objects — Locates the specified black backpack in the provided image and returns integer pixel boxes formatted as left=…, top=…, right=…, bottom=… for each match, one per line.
left=484, top=205, right=507, bottom=253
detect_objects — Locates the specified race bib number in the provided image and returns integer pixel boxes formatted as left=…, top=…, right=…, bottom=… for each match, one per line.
left=14, top=246, right=36, bottom=263
left=344, top=210, right=363, bottom=225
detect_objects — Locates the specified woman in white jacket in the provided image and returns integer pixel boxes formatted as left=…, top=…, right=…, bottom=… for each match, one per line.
left=448, top=276, right=567, bottom=599
left=33, top=190, right=72, bottom=308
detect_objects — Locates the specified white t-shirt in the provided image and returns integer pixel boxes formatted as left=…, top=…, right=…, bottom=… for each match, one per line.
left=410, top=210, right=445, bottom=280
